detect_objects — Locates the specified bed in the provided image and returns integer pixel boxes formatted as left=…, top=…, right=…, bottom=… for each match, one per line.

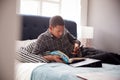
left=15, top=15, right=120, bottom=80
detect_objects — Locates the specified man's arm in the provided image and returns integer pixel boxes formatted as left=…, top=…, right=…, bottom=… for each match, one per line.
left=43, top=55, right=63, bottom=63
left=32, top=35, right=46, bottom=55
left=66, top=29, right=81, bottom=55
left=66, top=29, right=81, bottom=45
left=32, top=35, right=63, bottom=62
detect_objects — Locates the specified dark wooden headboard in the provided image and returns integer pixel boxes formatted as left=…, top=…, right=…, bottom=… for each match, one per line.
left=20, top=15, right=77, bottom=40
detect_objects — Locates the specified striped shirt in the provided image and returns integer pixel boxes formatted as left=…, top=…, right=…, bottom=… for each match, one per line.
left=32, top=29, right=80, bottom=58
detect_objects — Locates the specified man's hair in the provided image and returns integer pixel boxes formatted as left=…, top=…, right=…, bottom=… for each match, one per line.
left=49, top=15, right=65, bottom=27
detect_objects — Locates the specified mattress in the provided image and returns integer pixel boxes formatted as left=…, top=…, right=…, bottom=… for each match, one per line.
left=15, top=62, right=120, bottom=80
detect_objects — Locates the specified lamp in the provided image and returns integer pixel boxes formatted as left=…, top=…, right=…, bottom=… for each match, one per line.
left=81, top=26, right=94, bottom=47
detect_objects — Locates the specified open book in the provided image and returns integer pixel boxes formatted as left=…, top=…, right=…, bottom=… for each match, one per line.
left=47, top=50, right=85, bottom=64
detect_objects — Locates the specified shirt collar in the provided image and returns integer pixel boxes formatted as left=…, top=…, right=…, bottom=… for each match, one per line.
left=46, top=29, right=54, bottom=38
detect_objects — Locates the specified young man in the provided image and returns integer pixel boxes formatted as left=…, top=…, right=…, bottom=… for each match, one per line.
left=32, top=15, right=81, bottom=62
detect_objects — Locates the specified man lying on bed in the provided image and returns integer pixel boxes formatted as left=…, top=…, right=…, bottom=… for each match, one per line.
left=31, top=15, right=81, bottom=63
left=17, top=15, right=120, bottom=64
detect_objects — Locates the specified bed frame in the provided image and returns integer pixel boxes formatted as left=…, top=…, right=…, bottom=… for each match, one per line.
left=21, top=15, right=77, bottom=40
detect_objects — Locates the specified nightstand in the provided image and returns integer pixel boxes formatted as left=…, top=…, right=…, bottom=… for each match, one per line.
left=79, top=38, right=93, bottom=48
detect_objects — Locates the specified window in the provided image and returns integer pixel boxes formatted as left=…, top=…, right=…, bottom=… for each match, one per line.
left=20, top=0, right=40, bottom=15
left=42, top=2, right=60, bottom=16
left=20, top=0, right=87, bottom=38
left=20, top=0, right=61, bottom=16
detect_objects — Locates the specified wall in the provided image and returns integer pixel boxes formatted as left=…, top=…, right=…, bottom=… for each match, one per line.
left=0, top=0, right=19, bottom=80
left=88, top=0, right=120, bottom=54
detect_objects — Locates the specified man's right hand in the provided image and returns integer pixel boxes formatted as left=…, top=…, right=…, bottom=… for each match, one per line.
left=43, top=55, right=63, bottom=63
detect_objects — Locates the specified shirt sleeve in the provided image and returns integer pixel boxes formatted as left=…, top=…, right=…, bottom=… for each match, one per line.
left=66, top=28, right=81, bottom=46
left=32, top=34, right=46, bottom=55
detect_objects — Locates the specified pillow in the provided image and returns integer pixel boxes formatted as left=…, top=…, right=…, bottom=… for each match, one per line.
left=24, top=42, right=36, bottom=53
left=16, top=47, right=48, bottom=63
left=16, top=39, right=48, bottom=63
left=16, top=39, right=37, bottom=50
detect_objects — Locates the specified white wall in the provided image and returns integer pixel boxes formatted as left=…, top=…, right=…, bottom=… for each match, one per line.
left=0, top=0, right=19, bottom=80
left=88, top=0, right=120, bottom=54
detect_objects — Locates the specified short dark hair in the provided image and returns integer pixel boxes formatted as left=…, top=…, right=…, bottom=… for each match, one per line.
left=49, top=15, right=65, bottom=27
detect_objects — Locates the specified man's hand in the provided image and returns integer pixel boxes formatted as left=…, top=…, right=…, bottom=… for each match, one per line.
left=43, top=55, right=63, bottom=63
left=72, top=43, right=80, bottom=55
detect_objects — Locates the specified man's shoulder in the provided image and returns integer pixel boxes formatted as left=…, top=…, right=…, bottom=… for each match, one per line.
left=38, top=31, right=51, bottom=40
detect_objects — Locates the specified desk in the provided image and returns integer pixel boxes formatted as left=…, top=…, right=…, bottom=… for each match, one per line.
left=70, top=58, right=102, bottom=67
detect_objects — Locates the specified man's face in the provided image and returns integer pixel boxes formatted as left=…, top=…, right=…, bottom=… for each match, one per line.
left=50, top=25, right=64, bottom=39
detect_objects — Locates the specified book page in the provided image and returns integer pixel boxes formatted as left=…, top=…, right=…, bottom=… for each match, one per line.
left=69, top=58, right=85, bottom=63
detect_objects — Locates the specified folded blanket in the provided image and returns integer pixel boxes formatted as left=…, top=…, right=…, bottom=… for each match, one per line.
left=31, top=63, right=81, bottom=80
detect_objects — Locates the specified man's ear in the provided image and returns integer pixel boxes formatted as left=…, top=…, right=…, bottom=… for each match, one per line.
left=49, top=26, right=53, bottom=30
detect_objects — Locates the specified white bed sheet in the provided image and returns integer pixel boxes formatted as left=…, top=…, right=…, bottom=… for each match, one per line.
left=15, top=62, right=46, bottom=80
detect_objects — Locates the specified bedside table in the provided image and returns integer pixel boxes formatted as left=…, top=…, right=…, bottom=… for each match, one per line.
left=79, top=38, right=93, bottom=48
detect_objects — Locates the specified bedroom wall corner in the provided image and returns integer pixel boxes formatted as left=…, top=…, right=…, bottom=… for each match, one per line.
left=87, top=0, right=120, bottom=54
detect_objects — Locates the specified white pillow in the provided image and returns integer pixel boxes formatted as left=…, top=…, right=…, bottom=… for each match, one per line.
left=16, top=39, right=37, bottom=50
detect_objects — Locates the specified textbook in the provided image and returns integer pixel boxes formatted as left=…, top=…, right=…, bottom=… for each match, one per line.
left=47, top=50, right=85, bottom=64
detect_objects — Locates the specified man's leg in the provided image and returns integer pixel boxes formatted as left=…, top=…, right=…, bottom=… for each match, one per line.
left=81, top=47, right=120, bottom=64
left=88, top=53, right=120, bottom=64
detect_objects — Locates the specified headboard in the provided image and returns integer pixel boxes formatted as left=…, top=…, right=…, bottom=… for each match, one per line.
left=21, top=15, right=77, bottom=40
